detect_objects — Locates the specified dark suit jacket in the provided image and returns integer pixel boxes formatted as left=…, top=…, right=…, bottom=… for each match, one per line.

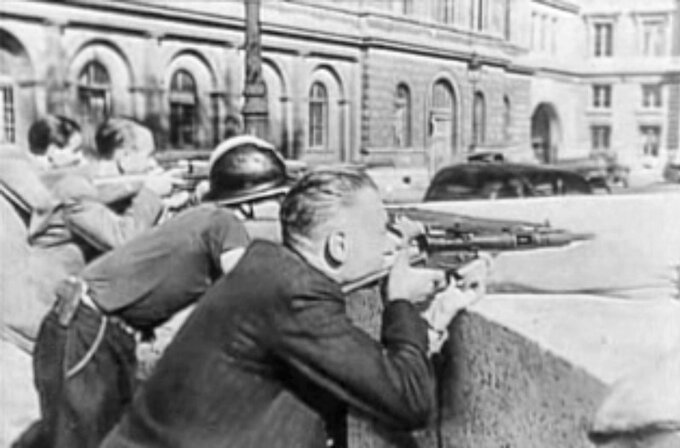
left=102, top=240, right=435, bottom=448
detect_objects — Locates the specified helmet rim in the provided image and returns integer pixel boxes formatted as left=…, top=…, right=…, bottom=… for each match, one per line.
left=204, top=178, right=291, bottom=205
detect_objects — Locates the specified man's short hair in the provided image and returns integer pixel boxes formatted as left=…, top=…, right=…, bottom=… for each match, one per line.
left=28, top=115, right=81, bottom=155
left=94, top=117, right=154, bottom=160
left=280, top=167, right=378, bottom=245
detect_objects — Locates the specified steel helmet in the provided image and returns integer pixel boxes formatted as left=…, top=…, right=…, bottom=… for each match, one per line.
left=205, top=135, right=291, bottom=205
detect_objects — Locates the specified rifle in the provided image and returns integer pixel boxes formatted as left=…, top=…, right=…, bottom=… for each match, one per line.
left=341, top=207, right=593, bottom=294
left=170, top=159, right=209, bottom=193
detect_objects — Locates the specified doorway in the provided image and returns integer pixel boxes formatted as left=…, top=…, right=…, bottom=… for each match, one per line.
left=531, top=103, right=561, bottom=163
left=428, top=80, right=458, bottom=174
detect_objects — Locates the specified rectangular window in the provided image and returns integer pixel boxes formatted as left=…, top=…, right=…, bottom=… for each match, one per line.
left=504, top=0, right=511, bottom=40
left=169, top=103, right=196, bottom=147
left=78, top=87, right=111, bottom=123
left=641, top=84, right=663, bottom=109
left=437, top=0, right=454, bottom=24
left=394, top=87, right=412, bottom=148
left=592, top=85, right=612, bottom=109
left=591, top=125, right=611, bottom=150
left=0, top=84, right=15, bottom=144
left=309, top=102, right=327, bottom=149
left=593, top=23, right=613, bottom=57
left=476, top=0, right=485, bottom=31
left=642, top=20, right=666, bottom=56
left=540, top=15, right=547, bottom=51
left=640, top=126, right=661, bottom=157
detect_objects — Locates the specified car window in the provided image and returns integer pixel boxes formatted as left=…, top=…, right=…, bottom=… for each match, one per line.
left=559, top=173, right=592, bottom=195
left=425, top=166, right=529, bottom=201
left=524, top=170, right=592, bottom=196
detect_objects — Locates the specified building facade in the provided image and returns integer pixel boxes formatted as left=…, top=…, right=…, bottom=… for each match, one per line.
left=0, top=0, right=531, bottom=173
left=0, top=0, right=678, bottom=174
left=526, top=0, right=680, bottom=172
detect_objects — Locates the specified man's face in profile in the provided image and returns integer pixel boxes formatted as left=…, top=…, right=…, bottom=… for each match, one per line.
left=47, top=132, right=84, bottom=169
left=337, top=187, right=393, bottom=282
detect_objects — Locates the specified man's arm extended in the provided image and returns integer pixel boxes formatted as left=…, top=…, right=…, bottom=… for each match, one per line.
left=63, top=187, right=164, bottom=253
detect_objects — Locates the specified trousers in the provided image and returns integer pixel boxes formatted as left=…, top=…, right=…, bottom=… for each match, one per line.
left=31, top=288, right=137, bottom=448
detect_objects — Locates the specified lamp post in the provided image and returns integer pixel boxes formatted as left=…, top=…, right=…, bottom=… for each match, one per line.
left=242, top=0, right=269, bottom=139
left=468, top=52, right=482, bottom=153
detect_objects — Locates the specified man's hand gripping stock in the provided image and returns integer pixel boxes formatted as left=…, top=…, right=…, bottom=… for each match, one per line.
left=387, top=216, right=492, bottom=355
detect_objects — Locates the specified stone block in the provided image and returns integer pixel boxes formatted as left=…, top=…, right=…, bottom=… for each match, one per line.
left=346, top=289, right=606, bottom=448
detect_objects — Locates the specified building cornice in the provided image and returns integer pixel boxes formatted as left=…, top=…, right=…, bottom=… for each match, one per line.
left=532, top=65, right=680, bottom=80
left=158, top=33, right=234, bottom=48
left=532, top=0, right=580, bottom=14
left=0, top=10, right=51, bottom=26
left=9, top=0, right=527, bottom=72
left=65, top=20, right=152, bottom=38
left=360, top=36, right=533, bottom=75
left=58, top=0, right=245, bottom=31
left=27, top=0, right=363, bottom=48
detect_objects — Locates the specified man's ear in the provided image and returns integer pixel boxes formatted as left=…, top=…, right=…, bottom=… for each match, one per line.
left=326, top=230, right=347, bottom=267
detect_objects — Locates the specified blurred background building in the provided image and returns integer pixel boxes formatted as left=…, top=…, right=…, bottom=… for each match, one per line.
left=0, top=0, right=678, bottom=175
left=526, top=0, right=680, bottom=173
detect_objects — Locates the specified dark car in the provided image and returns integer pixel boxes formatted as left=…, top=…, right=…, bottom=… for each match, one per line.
left=663, top=159, right=680, bottom=183
left=424, top=162, right=593, bottom=202
left=554, top=152, right=630, bottom=191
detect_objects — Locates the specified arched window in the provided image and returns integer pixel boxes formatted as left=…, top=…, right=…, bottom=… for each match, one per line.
left=169, top=69, right=198, bottom=148
left=433, top=81, right=453, bottom=110
left=394, top=84, right=412, bottom=148
left=78, top=61, right=111, bottom=123
left=0, top=77, right=15, bottom=144
left=503, top=96, right=512, bottom=141
left=308, top=82, right=328, bottom=150
left=472, top=91, right=486, bottom=146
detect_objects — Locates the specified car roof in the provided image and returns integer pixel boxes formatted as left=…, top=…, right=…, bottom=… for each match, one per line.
left=433, top=162, right=588, bottom=179
left=426, top=162, right=592, bottom=200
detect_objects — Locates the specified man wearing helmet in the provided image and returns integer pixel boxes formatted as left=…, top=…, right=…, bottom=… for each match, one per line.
left=102, top=167, right=490, bottom=448
left=22, top=136, right=291, bottom=448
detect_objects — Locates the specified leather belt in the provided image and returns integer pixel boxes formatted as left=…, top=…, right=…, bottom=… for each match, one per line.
left=58, top=277, right=137, bottom=379
left=55, top=276, right=136, bottom=336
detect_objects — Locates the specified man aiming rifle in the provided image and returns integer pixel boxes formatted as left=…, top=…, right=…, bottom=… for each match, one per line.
left=101, top=167, right=491, bottom=448
left=21, top=136, right=291, bottom=448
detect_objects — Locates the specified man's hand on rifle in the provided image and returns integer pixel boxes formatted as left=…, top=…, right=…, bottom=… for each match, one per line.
left=386, top=248, right=447, bottom=304
left=420, top=254, right=493, bottom=354
left=143, top=171, right=186, bottom=197
left=389, top=215, right=425, bottom=248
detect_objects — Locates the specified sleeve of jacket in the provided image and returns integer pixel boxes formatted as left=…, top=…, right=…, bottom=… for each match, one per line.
left=266, top=297, right=435, bottom=431
left=62, top=187, right=164, bottom=253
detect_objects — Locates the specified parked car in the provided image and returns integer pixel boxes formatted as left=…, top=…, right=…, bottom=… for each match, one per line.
left=467, top=151, right=507, bottom=163
left=663, top=151, right=680, bottom=183
left=554, top=152, right=630, bottom=191
left=424, top=162, right=593, bottom=202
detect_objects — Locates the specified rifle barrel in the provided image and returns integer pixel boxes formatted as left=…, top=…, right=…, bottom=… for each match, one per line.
left=423, top=231, right=594, bottom=252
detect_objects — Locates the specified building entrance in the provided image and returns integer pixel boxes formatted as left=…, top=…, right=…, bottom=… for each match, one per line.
left=531, top=103, right=561, bottom=163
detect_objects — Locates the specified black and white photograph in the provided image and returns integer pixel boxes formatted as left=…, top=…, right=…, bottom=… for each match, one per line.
left=1, top=0, right=679, bottom=447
